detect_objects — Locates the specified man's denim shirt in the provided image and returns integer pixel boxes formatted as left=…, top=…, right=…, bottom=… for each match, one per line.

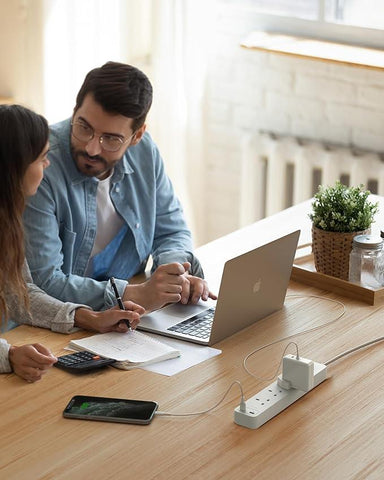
left=24, top=119, right=203, bottom=311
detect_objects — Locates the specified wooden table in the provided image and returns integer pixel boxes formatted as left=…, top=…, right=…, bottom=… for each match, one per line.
left=2, top=200, right=384, bottom=479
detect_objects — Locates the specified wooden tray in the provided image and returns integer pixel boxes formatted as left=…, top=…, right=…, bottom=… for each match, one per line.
left=291, top=252, right=384, bottom=305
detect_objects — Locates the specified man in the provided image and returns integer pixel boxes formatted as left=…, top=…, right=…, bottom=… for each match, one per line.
left=24, top=62, right=216, bottom=312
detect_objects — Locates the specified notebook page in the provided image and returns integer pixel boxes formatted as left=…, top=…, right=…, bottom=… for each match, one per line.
left=68, top=330, right=180, bottom=363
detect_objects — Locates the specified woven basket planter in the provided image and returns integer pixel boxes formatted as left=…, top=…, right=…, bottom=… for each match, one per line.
left=312, top=225, right=369, bottom=280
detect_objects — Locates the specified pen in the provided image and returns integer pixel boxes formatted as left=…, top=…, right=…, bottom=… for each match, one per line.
left=110, top=276, right=131, bottom=330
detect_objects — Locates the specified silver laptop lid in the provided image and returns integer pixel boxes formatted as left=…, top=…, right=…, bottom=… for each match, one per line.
left=209, top=229, right=300, bottom=344
left=137, top=230, right=300, bottom=345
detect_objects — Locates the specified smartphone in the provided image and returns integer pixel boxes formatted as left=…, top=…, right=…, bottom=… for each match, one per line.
left=63, top=395, right=158, bottom=425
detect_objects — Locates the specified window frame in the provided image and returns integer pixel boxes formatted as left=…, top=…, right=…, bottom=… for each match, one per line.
left=227, top=1, right=384, bottom=50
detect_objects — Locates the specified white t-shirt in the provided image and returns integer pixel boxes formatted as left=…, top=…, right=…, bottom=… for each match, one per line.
left=85, top=173, right=124, bottom=275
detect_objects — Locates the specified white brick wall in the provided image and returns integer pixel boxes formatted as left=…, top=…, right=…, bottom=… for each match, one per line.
left=201, top=4, right=384, bottom=243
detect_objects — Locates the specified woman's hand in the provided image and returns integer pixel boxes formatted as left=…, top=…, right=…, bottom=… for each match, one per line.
left=74, top=301, right=145, bottom=333
left=8, top=343, right=57, bottom=383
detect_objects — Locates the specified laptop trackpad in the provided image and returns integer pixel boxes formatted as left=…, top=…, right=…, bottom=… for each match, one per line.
left=139, top=301, right=215, bottom=330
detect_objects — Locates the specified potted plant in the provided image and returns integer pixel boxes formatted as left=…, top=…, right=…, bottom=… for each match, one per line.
left=309, top=181, right=379, bottom=280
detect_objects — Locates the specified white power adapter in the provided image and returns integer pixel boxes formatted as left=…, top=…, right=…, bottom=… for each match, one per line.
left=234, top=360, right=327, bottom=429
left=277, top=354, right=314, bottom=391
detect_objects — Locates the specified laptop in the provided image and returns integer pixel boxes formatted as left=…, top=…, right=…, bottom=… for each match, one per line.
left=138, top=230, right=300, bottom=346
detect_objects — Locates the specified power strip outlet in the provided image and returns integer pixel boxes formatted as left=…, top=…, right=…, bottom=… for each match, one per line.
left=234, top=361, right=327, bottom=429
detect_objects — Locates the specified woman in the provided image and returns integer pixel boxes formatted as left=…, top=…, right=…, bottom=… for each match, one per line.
left=0, top=104, right=145, bottom=383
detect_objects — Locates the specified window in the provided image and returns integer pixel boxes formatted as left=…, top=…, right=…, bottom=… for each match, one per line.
left=224, top=0, right=384, bottom=48
left=326, top=0, right=384, bottom=30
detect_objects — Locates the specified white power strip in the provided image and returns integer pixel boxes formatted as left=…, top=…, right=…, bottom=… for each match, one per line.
left=234, top=361, right=327, bottom=429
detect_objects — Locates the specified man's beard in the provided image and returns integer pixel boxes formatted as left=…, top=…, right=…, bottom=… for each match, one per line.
left=71, top=145, right=120, bottom=178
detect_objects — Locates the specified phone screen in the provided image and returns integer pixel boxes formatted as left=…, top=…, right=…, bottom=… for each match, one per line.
left=63, top=395, right=158, bottom=424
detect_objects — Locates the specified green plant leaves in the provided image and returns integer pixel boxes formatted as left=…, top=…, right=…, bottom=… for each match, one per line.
left=309, top=181, right=379, bottom=232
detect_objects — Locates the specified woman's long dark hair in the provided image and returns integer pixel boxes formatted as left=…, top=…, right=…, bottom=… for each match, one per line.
left=0, top=104, right=49, bottom=321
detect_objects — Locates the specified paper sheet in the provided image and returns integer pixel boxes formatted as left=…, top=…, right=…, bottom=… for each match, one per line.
left=65, top=333, right=222, bottom=377
left=68, top=330, right=178, bottom=363
left=136, top=333, right=222, bottom=376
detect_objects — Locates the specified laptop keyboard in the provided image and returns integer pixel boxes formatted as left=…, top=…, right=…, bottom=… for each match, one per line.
left=167, top=307, right=216, bottom=340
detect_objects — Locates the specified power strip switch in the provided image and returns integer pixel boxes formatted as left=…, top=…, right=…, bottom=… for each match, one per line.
left=234, top=361, right=327, bottom=429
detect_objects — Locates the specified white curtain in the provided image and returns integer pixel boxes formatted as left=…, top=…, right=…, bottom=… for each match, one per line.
left=43, top=0, right=137, bottom=123
left=148, top=0, right=216, bottom=246
left=42, top=0, right=215, bottom=245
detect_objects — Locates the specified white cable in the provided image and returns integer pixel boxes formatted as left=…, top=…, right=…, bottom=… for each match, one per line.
left=243, top=341, right=300, bottom=382
left=325, top=335, right=384, bottom=366
left=156, top=295, right=346, bottom=418
left=243, top=295, right=346, bottom=378
left=155, top=380, right=245, bottom=416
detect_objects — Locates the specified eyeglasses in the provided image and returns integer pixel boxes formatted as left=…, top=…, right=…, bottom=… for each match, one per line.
left=71, top=121, right=135, bottom=152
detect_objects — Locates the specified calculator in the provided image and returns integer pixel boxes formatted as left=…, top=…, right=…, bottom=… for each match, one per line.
left=54, top=351, right=116, bottom=373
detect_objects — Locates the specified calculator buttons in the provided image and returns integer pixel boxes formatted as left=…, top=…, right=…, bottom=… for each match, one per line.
left=54, top=351, right=116, bottom=373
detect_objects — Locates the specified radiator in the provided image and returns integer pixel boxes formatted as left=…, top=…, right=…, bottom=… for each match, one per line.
left=239, top=132, right=384, bottom=226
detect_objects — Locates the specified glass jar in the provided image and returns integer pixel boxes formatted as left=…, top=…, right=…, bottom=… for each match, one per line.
left=349, top=235, right=384, bottom=288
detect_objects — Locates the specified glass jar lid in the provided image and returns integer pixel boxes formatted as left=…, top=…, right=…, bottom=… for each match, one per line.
left=353, top=234, right=383, bottom=249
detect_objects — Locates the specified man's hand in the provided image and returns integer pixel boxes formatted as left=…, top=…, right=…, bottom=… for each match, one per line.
left=123, top=262, right=217, bottom=311
left=74, top=301, right=145, bottom=333
left=9, top=343, right=57, bottom=383
left=179, top=274, right=217, bottom=305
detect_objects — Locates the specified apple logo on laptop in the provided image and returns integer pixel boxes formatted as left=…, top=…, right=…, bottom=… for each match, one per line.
left=252, top=278, right=262, bottom=293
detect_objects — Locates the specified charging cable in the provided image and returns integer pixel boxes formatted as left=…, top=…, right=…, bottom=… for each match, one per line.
left=243, top=295, right=345, bottom=379
left=155, top=380, right=246, bottom=416
left=154, top=343, right=304, bottom=417
left=155, top=344, right=301, bottom=417
left=325, top=334, right=384, bottom=365
left=243, top=341, right=300, bottom=382
left=155, top=295, right=384, bottom=419
left=155, top=295, right=345, bottom=418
